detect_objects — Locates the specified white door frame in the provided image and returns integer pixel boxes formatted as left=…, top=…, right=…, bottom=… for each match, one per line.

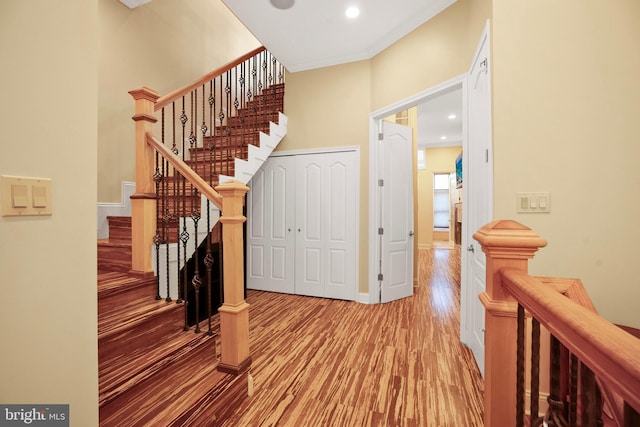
left=368, top=74, right=466, bottom=304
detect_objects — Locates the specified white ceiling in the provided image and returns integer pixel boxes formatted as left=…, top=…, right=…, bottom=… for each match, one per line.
left=221, top=0, right=457, bottom=72
left=417, top=88, right=463, bottom=148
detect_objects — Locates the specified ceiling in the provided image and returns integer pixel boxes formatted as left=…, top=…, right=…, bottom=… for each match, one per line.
left=417, top=88, right=463, bottom=148
left=221, top=0, right=457, bottom=73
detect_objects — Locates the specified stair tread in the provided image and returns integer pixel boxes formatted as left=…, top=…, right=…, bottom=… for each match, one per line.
left=99, top=333, right=245, bottom=427
left=99, top=322, right=218, bottom=408
left=98, top=297, right=181, bottom=338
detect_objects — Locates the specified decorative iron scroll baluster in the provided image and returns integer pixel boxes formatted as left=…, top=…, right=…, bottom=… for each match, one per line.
left=204, top=200, right=214, bottom=337
left=516, top=304, right=525, bottom=427
left=530, top=317, right=541, bottom=422
left=180, top=95, right=190, bottom=331
left=191, top=208, right=202, bottom=335
left=141, top=48, right=284, bottom=336
left=153, top=142, right=162, bottom=301
left=569, top=353, right=578, bottom=426
left=580, top=363, right=603, bottom=426
left=544, top=335, right=568, bottom=427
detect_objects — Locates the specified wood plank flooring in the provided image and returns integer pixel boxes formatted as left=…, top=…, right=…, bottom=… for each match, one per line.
left=221, top=245, right=484, bottom=426
left=99, top=245, right=483, bottom=425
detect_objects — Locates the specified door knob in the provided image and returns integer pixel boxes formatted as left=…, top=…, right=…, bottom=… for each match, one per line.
left=409, top=231, right=414, bottom=237
left=467, top=244, right=475, bottom=253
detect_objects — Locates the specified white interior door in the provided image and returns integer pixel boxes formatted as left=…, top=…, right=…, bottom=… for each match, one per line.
left=295, top=154, right=325, bottom=297
left=323, top=152, right=357, bottom=300
left=380, top=121, right=414, bottom=303
left=461, top=22, right=493, bottom=376
left=246, top=156, right=295, bottom=293
left=295, top=151, right=357, bottom=300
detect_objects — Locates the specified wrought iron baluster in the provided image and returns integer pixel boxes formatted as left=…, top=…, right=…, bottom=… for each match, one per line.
left=581, top=363, right=597, bottom=426
left=544, top=335, right=568, bottom=427
left=516, top=304, right=525, bottom=427
left=569, top=353, right=578, bottom=426
left=531, top=317, right=541, bottom=422
left=180, top=96, right=190, bottom=331
left=153, top=132, right=162, bottom=301
left=191, top=186, right=201, bottom=334
left=172, top=102, right=183, bottom=305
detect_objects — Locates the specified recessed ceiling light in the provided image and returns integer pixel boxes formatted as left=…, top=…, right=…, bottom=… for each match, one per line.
left=440, top=136, right=447, bottom=140
left=270, top=0, right=294, bottom=10
left=345, top=6, right=360, bottom=19
left=448, top=114, right=456, bottom=119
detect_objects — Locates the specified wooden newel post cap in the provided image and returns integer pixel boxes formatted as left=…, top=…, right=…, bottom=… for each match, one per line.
left=473, top=219, right=547, bottom=259
left=215, top=180, right=250, bottom=196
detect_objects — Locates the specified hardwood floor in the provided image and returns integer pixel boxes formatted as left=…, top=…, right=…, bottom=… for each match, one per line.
left=222, top=245, right=484, bottom=426
left=98, top=245, right=483, bottom=425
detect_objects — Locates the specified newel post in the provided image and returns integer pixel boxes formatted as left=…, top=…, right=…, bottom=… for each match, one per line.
left=215, top=180, right=251, bottom=375
left=128, top=87, right=160, bottom=277
left=474, top=220, right=547, bottom=427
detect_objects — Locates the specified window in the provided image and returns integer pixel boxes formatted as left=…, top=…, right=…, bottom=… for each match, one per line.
left=433, top=173, right=450, bottom=230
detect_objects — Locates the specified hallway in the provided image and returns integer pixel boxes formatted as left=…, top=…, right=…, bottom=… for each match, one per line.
left=222, top=246, right=484, bottom=426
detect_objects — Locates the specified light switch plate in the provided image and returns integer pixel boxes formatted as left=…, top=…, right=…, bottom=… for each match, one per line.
left=2, top=175, right=53, bottom=216
left=516, top=192, right=550, bottom=213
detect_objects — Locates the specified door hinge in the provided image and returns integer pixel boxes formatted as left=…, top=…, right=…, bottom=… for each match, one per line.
left=378, top=273, right=383, bottom=281
left=486, top=149, right=489, bottom=163
left=378, top=133, right=384, bottom=141
left=378, top=227, right=384, bottom=235
left=378, top=179, right=384, bottom=187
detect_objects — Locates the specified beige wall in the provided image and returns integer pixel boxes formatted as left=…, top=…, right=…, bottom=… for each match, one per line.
left=0, top=1, right=99, bottom=425
left=281, top=61, right=372, bottom=294
left=417, top=147, right=462, bottom=248
left=371, top=0, right=491, bottom=111
left=492, top=0, right=640, bottom=327
left=98, top=0, right=260, bottom=202
left=282, top=0, right=490, bottom=295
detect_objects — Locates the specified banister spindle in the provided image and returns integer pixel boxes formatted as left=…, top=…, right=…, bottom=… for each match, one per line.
left=516, top=304, right=525, bottom=427
left=530, top=317, right=541, bottom=422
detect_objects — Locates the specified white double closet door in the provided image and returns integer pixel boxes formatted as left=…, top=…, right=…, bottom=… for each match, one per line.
left=246, top=150, right=357, bottom=301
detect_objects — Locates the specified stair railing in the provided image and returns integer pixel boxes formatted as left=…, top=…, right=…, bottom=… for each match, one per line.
left=475, top=220, right=640, bottom=427
left=129, top=47, right=285, bottom=375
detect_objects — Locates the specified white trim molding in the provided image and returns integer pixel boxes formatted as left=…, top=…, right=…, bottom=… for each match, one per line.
left=97, top=181, right=135, bottom=239
left=119, top=0, right=152, bottom=9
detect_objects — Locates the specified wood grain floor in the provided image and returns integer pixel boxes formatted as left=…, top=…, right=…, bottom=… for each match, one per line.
left=223, top=245, right=484, bottom=426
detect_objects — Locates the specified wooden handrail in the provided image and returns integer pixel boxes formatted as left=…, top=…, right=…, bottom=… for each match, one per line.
left=146, top=133, right=223, bottom=208
left=155, top=46, right=266, bottom=111
left=501, top=267, right=640, bottom=415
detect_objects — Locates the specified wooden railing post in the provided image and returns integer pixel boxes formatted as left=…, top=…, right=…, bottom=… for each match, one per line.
left=215, top=180, right=251, bottom=375
left=128, top=87, right=160, bottom=277
left=473, top=220, right=547, bottom=427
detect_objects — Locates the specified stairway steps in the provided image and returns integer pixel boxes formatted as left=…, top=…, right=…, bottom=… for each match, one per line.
left=96, top=80, right=285, bottom=424
left=106, top=216, right=132, bottom=243
left=99, top=333, right=247, bottom=427
left=98, top=240, right=132, bottom=273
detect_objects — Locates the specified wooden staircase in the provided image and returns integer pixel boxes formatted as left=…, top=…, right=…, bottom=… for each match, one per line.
left=100, top=48, right=286, bottom=424
left=98, top=218, right=248, bottom=426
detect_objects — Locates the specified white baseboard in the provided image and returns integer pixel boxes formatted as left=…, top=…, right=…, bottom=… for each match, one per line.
left=97, top=182, right=135, bottom=239
left=358, top=292, right=373, bottom=304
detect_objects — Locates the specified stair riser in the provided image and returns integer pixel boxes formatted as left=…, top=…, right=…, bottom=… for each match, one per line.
left=98, top=246, right=132, bottom=273
left=99, top=303, right=184, bottom=366
left=98, top=280, right=156, bottom=314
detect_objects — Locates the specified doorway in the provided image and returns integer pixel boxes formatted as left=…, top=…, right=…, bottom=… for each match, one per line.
left=369, top=23, right=493, bottom=376
left=368, top=75, right=465, bottom=305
